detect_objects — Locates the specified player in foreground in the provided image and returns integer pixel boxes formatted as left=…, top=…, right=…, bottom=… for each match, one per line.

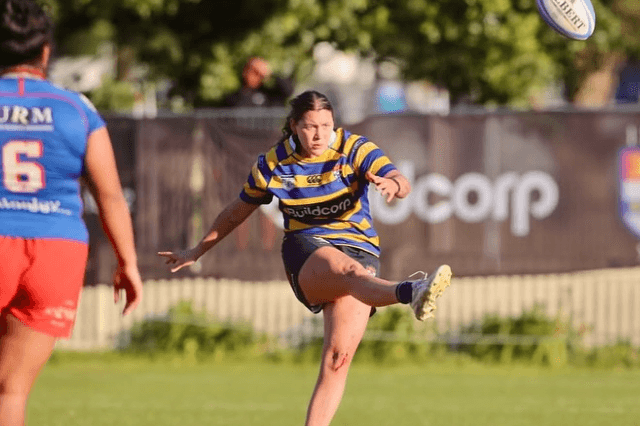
left=159, top=90, right=452, bottom=426
left=0, top=1, right=143, bottom=424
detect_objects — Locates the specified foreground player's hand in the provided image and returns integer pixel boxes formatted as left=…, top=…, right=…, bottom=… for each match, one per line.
left=113, top=263, right=143, bottom=316
left=366, top=171, right=399, bottom=203
left=157, top=248, right=199, bottom=273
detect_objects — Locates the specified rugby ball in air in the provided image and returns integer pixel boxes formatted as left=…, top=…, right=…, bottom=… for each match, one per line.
left=536, top=0, right=595, bottom=40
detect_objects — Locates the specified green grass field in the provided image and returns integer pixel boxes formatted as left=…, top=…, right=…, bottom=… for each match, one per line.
left=28, top=353, right=640, bottom=426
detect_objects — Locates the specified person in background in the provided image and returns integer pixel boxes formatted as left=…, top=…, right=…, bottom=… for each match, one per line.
left=0, top=1, right=143, bottom=424
left=159, top=90, right=452, bottom=426
left=223, top=56, right=294, bottom=107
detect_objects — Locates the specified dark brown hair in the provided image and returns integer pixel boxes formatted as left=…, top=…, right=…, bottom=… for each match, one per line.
left=0, top=0, right=53, bottom=68
left=279, top=90, right=334, bottom=144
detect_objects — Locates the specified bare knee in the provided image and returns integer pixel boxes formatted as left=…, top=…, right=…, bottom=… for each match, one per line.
left=335, top=261, right=371, bottom=280
left=0, top=375, right=30, bottom=397
left=323, top=346, right=351, bottom=373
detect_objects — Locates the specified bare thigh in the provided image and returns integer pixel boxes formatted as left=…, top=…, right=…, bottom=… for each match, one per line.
left=0, top=314, right=56, bottom=392
left=298, top=246, right=373, bottom=306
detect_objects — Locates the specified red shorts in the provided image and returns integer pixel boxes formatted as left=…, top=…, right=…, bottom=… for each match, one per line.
left=0, top=236, right=88, bottom=338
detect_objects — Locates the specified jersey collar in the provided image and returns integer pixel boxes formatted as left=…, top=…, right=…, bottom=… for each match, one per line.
left=0, top=66, right=47, bottom=80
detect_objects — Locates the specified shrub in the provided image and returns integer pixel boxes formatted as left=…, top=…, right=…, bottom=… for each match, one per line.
left=583, top=341, right=640, bottom=369
left=455, top=305, right=584, bottom=367
left=123, top=300, right=264, bottom=361
left=290, top=306, right=436, bottom=365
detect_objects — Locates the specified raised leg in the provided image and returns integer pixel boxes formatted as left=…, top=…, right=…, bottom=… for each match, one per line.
left=297, top=246, right=398, bottom=307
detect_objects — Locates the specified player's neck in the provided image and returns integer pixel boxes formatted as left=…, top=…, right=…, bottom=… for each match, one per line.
left=0, top=65, right=47, bottom=80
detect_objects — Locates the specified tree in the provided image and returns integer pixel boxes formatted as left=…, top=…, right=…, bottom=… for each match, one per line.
left=42, top=0, right=631, bottom=110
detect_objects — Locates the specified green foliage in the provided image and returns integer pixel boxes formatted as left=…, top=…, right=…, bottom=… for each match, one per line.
left=42, top=0, right=636, bottom=110
left=89, top=76, right=137, bottom=112
left=456, top=305, right=582, bottom=367
left=573, top=341, right=640, bottom=369
left=355, top=306, right=432, bottom=364
left=291, top=307, right=446, bottom=365
left=125, top=300, right=263, bottom=362
left=121, top=302, right=639, bottom=370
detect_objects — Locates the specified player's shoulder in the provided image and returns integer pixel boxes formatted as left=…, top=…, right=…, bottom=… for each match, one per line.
left=337, top=128, right=371, bottom=155
left=42, top=81, right=101, bottom=114
left=263, top=138, right=295, bottom=167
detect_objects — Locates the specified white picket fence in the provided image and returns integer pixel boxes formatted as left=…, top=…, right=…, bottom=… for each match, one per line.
left=56, top=267, right=640, bottom=351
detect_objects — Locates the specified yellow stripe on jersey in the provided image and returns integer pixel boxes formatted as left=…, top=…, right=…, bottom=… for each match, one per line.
left=279, top=183, right=355, bottom=206
left=321, top=232, right=381, bottom=248
left=368, top=156, right=394, bottom=176
left=341, top=133, right=364, bottom=157
left=353, top=141, right=383, bottom=173
left=344, top=163, right=355, bottom=176
left=270, top=168, right=346, bottom=190
left=323, top=216, right=373, bottom=232
left=264, top=146, right=282, bottom=170
left=243, top=186, right=268, bottom=199
left=250, top=163, right=269, bottom=191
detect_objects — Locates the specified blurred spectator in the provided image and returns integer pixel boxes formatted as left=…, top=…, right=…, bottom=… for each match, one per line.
left=368, top=61, right=407, bottom=115
left=223, top=57, right=294, bottom=107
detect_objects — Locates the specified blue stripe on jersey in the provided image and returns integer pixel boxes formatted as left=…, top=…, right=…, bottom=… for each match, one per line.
left=274, top=142, right=289, bottom=163
left=240, top=128, right=397, bottom=256
left=376, top=163, right=396, bottom=177
left=0, top=77, right=105, bottom=243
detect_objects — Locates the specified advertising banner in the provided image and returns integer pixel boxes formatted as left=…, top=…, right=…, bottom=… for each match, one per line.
left=86, top=111, right=640, bottom=283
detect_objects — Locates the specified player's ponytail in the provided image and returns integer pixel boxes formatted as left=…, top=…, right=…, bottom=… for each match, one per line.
left=0, top=0, right=53, bottom=68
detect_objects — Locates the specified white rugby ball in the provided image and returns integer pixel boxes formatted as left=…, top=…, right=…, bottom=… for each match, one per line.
left=536, top=0, right=595, bottom=40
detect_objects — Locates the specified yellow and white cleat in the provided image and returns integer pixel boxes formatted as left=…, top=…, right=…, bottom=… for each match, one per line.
left=408, top=265, right=452, bottom=321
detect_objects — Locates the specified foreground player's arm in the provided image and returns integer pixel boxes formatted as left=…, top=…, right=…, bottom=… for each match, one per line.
left=83, top=126, right=143, bottom=315
left=383, top=170, right=411, bottom=199
left=365, top=170, right=411, bottom=202
left=158, top=198, right=260, bottom=272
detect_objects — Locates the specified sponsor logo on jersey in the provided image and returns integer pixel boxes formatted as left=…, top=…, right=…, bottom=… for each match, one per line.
left=306, top=174, right=322, bottom=185
left=0, top=105, right=53, bottom=131
left=0, top=197, right=72, bottom=215
left=283, top=193, right=354, bottom=220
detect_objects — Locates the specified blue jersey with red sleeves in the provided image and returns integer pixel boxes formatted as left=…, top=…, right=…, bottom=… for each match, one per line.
left=0, top=75, right=105, bottom=243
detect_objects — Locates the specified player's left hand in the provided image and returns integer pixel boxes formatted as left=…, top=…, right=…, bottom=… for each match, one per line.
left=366, top=171, right=400, bottom=203
left=157, top=248, right=200, bottom=273
left=113, top=263, right=143, bottom=316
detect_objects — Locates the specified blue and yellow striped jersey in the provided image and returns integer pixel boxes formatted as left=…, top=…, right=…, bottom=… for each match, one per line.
left=240, top=128, right=397, bottom=256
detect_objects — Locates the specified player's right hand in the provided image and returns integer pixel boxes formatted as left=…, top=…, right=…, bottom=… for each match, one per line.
left=113, top=263, right=143, bottom=316
left=157, top=248, right=199, bottom=273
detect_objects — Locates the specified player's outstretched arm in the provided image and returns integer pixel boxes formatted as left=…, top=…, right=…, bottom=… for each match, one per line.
left=366, top=170, right=411, bottom=202
left=83, top=127, right=143, bottom=316
left=158, top=198, right=260, bottom=273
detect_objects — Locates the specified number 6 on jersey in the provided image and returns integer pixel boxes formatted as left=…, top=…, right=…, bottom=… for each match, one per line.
left=2, top=140, right=45, bottom=193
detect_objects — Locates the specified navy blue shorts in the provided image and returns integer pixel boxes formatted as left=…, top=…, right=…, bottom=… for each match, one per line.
left=281, top=233, right=380, bottom=315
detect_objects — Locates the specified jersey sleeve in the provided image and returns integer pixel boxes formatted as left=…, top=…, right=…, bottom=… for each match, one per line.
left=239, top=155, right=274, bottom=205
left=351, top=138, right=397, bottom=177
left=78, top=93, right=106, bottom=135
